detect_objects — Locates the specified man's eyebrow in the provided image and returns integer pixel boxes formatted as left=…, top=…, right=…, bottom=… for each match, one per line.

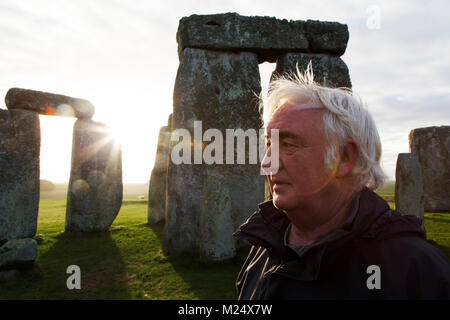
left=263, top=131, right=306, bottom=144
left=279, top=131, right=301, bottom=141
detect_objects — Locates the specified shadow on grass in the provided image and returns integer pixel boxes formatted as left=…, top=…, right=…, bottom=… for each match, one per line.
left=167, top=247, right=250, bottom=300
left=144, top=221, right=250, bottom=300
left=0, top=231, right=131, bottom=299
left=140, top=221, right=164, bottom=241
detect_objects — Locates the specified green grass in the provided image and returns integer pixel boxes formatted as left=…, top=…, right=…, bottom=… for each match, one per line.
left=375, top=181, right=395, bottom=203
left=423, top=213, right=450, bottom=258
left=377, top=183, right=450, bottom=258
left=0, top=183, right=448, bottom=299
left=0, top=197, right=249, bottom=299
left=380, top=200, right=450, bottom=258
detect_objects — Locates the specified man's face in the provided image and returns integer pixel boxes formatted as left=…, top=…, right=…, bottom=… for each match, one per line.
left=262, top=101, right=336, bottom=212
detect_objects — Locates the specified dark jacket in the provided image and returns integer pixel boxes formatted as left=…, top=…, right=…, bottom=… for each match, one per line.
left=233, top=188, right=450, bottom=299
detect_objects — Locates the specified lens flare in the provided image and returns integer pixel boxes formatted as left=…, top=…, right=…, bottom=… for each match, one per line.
left=44, top=106, right=55, bottom=115
left=55, top=104, right=75, bottom=117
left=72, top=179, right=90, bottom=196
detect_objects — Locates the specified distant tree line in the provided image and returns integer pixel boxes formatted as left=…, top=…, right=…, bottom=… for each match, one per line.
left=40, top=179, right=55, bottom=192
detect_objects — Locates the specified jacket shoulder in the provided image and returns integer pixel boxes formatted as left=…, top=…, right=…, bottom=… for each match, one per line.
left=347, top=235, right=450, bottom=299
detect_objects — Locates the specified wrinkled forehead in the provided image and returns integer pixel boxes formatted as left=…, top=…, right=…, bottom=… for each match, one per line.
left=265, top=99, right=324, bottom=134
left=275, top=97, right=322, bottom=114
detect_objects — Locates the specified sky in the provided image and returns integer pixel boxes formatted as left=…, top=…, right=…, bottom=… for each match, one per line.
left=0, top=0, right=449, bottom=183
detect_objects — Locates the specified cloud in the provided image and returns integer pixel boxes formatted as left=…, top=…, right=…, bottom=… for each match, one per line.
left=368, top=91, right=450, bottom=179
left=0, top=0, right=449, bottom=182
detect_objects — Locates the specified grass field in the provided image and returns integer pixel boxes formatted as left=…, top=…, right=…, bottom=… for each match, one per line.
left=0, top=183, right=448, bottom=299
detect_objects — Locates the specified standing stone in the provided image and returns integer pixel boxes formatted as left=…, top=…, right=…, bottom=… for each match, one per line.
left=0, top=109, right=40, bottom=243
left=163, top=48, right=265, bottom=255
left=273, top=53, right=352, bottom=88
left=0, top=238, right=38, bottom=270
left=5, top=88, right=95, bottom=119
left=200, top=171, right=235, bottom=262
left=66, top=119, right=123, bottom=232
left=148, top=115, right=171, bottom=224
left=409, top=126, right=450, bottom=212
left=395, top=153, right=424, bottom=218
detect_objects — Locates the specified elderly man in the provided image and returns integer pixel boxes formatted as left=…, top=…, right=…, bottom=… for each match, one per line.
left=233, top=67, right=450, bottom=299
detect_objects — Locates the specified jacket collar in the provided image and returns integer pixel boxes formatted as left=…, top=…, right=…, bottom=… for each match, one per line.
left=234, top=189, right=367, bottom=254
left=233, top=187, right=425, bottom=281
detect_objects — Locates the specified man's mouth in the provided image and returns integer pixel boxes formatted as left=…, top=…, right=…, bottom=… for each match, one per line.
left=271, top=178, right=288, bottom=185
left=272, top=181, right=289, bottom=191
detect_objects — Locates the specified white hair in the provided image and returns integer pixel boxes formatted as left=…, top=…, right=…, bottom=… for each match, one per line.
left=261, top=63, right=387, bottom=191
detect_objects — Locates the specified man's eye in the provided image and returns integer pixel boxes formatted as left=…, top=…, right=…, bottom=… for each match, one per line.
left=282, top=142, right=295, bottom=148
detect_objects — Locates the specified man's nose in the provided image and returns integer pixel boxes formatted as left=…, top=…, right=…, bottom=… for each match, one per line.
left=261, top=146, right=280, bottom=175
left=261, top=147, right=271, bottom=169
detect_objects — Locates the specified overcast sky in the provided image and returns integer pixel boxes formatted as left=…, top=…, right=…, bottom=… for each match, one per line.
left=0, top=0, right=449, bottom=183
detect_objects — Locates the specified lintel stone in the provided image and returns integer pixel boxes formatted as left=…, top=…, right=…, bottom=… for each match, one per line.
left=5, top=88, right=95, bottom=119
left=177, top=13, right=349, bottom=63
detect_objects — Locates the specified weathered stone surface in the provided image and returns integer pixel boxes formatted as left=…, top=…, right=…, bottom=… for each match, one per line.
left=304, top=20, right=349, bottom=56
left=163, top=48, right=265, bottom=255
left=0, top=238, right=37, bottom=271
left=274, top=53, right=352, bottom=88
left=395, top=153, right=424, bottom=218
left=147, top=115, right=171, bottom=224
left=66, top=119, right=123, bottom=232
left=5, top=88, right=94, bottom=119
left=0, top=109, right=40, bottom=243
left=200, top=171, right=236, bottom=262
left=177, top=13, right=348, bottom=63
left=409, top=126, right=450, bottom=212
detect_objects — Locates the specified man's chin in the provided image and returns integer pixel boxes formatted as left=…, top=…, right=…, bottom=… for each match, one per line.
left=272, top=197, right=294, bottom=211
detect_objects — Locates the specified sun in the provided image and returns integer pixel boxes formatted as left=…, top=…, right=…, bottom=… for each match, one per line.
left=85, top=91, right=171, bottom=183
left=107, top=122, right=126, bottom=146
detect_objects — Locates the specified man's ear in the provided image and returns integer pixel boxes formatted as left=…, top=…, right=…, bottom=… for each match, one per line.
left=336, top=139, right=359, bottom=178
